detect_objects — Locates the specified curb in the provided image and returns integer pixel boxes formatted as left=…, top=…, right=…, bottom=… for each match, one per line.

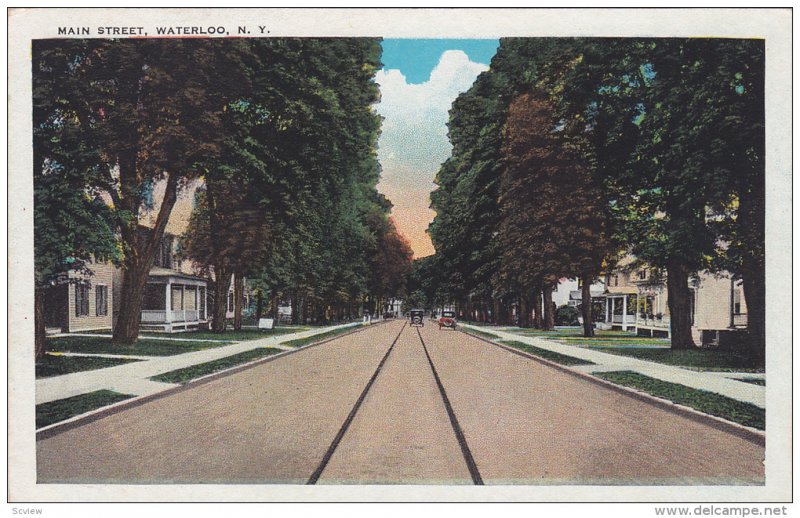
left=461, top=330, right=765, bottom=447
left=36, top=321, right=387, bottom=440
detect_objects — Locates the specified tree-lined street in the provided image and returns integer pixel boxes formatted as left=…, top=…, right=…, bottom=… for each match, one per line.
left=37, top=321, right=764, bottom=485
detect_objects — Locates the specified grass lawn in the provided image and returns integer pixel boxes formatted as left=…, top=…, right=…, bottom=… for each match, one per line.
left=593, top=371, right=765, bottom=430
left=587, top=346, right=763, bottom=372
left=36, top=390, right=134, bottom=428
left=36, top=354, right=142, bottom=379
left=501, top=340, right=595, bottom=366
left=150, top=347, right=284, bottom=384
left=281, top=325, right=361, bottom=348
left=141, top=327, right=305, bottom=342
left=47, top=336, right=233, bottom=357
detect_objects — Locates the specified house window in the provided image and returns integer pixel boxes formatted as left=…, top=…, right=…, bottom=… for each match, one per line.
left=95, top=285, right=108, bottom=316
left=75, top=285, right=90, bottom=317
left=733, top=289, right=742, bottom=314
left=199, top=287, right=206, bottom=319
left=228, top=292, right=234, bottom=313
left=638, top=270, right=647, bottom=280
left=613, top=275, right=619, bottom=287
left=154, top=236, right=173, bottom=269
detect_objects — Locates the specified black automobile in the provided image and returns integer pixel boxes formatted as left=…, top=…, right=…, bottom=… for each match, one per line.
left=409, top=309, right=425, bottom=327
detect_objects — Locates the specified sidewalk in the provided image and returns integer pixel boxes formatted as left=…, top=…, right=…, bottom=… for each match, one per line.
left=36, top=322, right=364, bottom=405
left=461, top=323, right=765, bottom=408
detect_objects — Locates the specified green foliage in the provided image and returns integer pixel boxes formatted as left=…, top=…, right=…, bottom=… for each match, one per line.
left=555, top=305, right=580, bottom=326
left=594, top=370, right=764, bottom=429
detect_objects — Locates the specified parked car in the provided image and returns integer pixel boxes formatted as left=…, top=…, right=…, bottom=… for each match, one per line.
left=409, top=309, right=425, bottom=327
left=438, top=310, right=457, bottom=330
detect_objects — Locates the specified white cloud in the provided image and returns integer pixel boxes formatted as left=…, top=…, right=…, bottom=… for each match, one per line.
left=375, top=50, right=488, bottom=256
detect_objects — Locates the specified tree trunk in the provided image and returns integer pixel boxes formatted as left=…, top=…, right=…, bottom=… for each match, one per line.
left=255, top=290, right=264, bottom=322
left=532, top=287, right=543, bottom=329
left=666, top=258, right=696, bottom=349
left=113, top=262, right=150, bottom=345
left=542, top=285, right=555, bottom=331
left=518, top=296, right=530, bottom=328
left=211, top=264, right=231, bottom=333
left=113, top=172, right=180, bottom=345
left=580, top=273, right=595, bottom=338
left=737, top=167, right=765, bottom=365
left=233, top=271, right=244, bottom=331
left=270, top=292, right=279, bottom=320
left=742, top=270, right=765, bottom=365
left=291, top=293, right=299, bottom=325
left=34, top=287, right=47, bottom=361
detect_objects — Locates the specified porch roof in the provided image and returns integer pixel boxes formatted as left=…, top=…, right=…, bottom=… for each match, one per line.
left=604, top=286, right=638, bottom=296
left=148, top=266, right=207, bottom=285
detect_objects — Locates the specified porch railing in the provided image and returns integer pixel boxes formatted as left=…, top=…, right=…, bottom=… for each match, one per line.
left=638, top=316, right=671, bottom=328
left=141, top=310, right=167, bottom=323
left=611, top=315, right=637, bottom=324
left=140, top=309, right=202, bottom=323
left=733, top=313, right=748, bottom=327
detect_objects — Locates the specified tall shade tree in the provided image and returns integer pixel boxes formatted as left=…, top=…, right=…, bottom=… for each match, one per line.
left=32, top=38, right=254, bottom=345
left=33, top=40, right=120, bottom=359
left=560, top=38, right=764, bottom=351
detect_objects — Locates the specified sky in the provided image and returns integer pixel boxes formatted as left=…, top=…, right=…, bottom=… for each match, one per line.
left=375, top=39, right=499, bottom=258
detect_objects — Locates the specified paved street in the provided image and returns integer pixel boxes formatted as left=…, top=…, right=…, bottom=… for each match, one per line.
left=37, top=319, right=764, bottom=485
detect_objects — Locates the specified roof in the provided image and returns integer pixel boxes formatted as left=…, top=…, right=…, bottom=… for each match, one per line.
left=148, top=266, right=207, bottom=283
left=605, top=286, right=638, bottom=295
left=569, top=289, right=605, bottom=300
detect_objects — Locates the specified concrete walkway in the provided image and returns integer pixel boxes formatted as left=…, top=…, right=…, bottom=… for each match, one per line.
left=461, top=324, right=765, bottom=408
left=36, top=322, right=364, bottom=405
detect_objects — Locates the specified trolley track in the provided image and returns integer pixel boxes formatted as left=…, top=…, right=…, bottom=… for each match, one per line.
left=307, top=322, right=407, bottom=484
left=309, top=318, right=482, bottom=485
left=415, top=326, right=483, bottom=485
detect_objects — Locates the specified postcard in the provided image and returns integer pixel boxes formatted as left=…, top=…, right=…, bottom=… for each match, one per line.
left=7, top=7, right=792, bottom=505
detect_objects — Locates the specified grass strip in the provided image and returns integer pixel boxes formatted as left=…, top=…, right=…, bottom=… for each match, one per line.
left=594, top=370, right=765, bottom=430
left=150, top=347, right=284, bottom=384
left=467, top=328, right=502, bottom=341
left=140, top=327, right=305, bottom=341
left=587, top=346, right=763, bottom=372
left=281, top=325, right=361, bottom=348
left=36, top=390, right=134, bottom=428
left=501, top=340, right=595, bottom=366
left=48, top=336, right=233, bottom=357
left=736, top=378, right=766, bottom=386
left=36, top=354, right=141, bottom=379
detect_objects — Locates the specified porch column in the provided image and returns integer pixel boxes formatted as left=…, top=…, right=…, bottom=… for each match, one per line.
left=606, top=298, right=610, bottom=322
left=622, top=294, right=628, bottom=331
left=181, top=285, right=186, bottom=322
left=195, top=286, right=200, bottom=322
left=165, top=283, right=172, bottom=324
